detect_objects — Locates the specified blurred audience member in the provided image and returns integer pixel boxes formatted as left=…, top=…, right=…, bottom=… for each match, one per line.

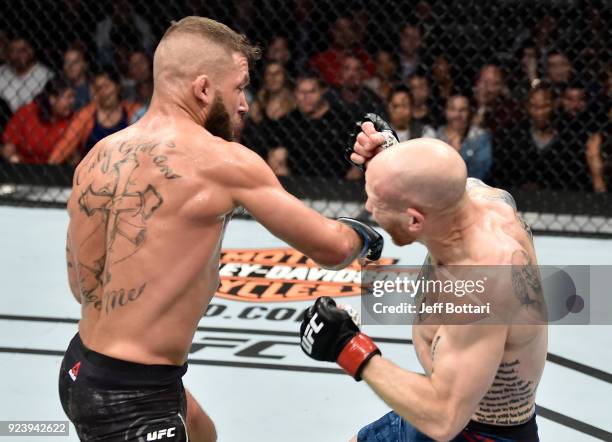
left=436, top=95, right=492, bottom=180
left=472, top=64, right=522, bottom=137
left=414, top=0, right=436, bottom=35
left=328, top=55, right=386, bottom=121
left=408, top=71, right=442, bottom=128
left=0, top=37, right=54, bottom=113
left=495, top=85, right=589, bottom=190
left=250, top=62, right=296, bottom=124
left=2, top=77, right=74, bottom=164
left=95, top=0, right=154, bottom=68
left=49, top=67, right=140, bottom=164
left=309, top=15, right=375, bottom=87
left=398, top=24, right=424, bottom=82
left=268, top=72, right=352, bottom=178
left=292, top=0, right=316, bottom=71
left=431, top=54, right=454, bottom=102
left=533, top=15, right=558, bottom=67
left=123, top=51, right=153, bottom=123
left=265, top=35, right=293, bottom=74
left=241, top=62, right=296, bottom=155
left=521, top=43, right=540, bottom=89
left=546, top=50, right=573, bottom=108
left=556, top=82, right=594, bottom=190
left=513, top=14, right=557, bottom=74
left=123, top=50, right=153, bottom=106
left=508, top=41, right=540, bottom=100
left=63, top=46, right=91, bottom=110
left=560, top=82, right=587, bottom=117
left=364, top=50, right=398, bottom=102
left=387, top=86, right=435, bottom=142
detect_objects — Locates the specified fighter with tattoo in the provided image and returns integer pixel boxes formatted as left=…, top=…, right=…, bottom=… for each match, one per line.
left=300, top=119, right=546, bottom=441
left=58, top=17, right=383, bottom=442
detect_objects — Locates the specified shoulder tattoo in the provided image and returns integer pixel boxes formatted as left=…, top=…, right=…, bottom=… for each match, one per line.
left=510, top=250, right=544, bottom=314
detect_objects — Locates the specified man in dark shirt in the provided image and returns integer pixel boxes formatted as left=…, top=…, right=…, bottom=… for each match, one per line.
left=326, top=55, right=387, bottom=121
left=554, top=82, right=595, bottom=191
left=268, top=72, right=353, bottom=178
left=494, top=85, right=588, bottom=191
left=472, top=64, right=523, bottom=144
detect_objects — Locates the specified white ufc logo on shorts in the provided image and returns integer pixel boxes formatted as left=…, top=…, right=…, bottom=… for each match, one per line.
left=301, top=312, right=324, bottom=354
left=146, top=427, right=176, bottom=440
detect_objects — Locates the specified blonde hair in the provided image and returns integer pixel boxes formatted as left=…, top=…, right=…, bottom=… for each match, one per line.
left=161, top=16, right=261, bottom=68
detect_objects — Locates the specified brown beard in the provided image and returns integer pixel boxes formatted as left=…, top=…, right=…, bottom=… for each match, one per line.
left=205, top=94, right=234, bottom=141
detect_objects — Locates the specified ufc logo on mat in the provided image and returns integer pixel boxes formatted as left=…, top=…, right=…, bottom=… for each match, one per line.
left=146, top=427, right=176, bottom=440
left=301, top=313, right=324, bottom=354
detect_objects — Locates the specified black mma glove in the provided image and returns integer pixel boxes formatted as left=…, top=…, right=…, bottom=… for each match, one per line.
left=345, top=113, right=399, bottom=170
left=300, top=296, right=381, bottom=381
left=338, top=217, right=383, bottom=261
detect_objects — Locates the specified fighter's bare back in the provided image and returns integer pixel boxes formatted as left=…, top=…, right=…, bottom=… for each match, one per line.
left=66, top=119, right=243, bottom=365
left=65, top=106, right=368, bottom=368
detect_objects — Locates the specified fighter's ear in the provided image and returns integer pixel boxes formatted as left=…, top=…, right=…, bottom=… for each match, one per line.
left=192, top=74, right=210, bottom=106
left=405, top=208, right=424, bottom=233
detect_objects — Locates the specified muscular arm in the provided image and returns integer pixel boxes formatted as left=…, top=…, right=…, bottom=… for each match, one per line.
left=227, top=144, right=363, bottom=269
left=362, top=324, right=507, bottom=441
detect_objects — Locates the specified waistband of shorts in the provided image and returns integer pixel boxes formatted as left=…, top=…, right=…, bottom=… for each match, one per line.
left=70, top=333, right=187, bottom=385
left=465, top=413, right=538, bottom=440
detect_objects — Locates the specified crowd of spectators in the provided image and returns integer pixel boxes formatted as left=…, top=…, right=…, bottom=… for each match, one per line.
left=0, top=0, right=610, bottom=193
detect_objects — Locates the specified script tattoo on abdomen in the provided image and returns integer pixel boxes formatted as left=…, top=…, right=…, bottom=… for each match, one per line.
left=75, top=139, right=180, bottom=313
left=475, top=359, right=536, bottom=425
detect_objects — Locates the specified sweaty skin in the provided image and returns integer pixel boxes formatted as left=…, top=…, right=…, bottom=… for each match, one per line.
left=65, top=36, right=363, bottom=367
left=355, top=139, right=547, bottom=440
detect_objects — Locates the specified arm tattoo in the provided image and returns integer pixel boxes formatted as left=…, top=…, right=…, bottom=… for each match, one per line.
left=430, top=335, right=441, bottom=374
left=416, top=254, right=434, bottom=321
left=518, top=215, right=533, bottom=241
left=511, top=250, right=544, bottom=313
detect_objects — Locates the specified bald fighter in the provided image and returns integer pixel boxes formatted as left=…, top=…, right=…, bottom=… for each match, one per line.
left=58, top=17, right=383, bottom=442
left=300, top=118, right=546, bottom=441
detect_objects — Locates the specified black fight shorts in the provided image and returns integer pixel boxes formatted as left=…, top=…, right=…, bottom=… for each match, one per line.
left=58, top=333, right=189, bottom=441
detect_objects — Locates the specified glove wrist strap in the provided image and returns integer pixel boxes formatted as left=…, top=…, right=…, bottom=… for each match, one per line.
left=336, top=333, right=380, bottom=381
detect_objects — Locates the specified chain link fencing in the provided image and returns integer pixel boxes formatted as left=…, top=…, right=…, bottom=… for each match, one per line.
left=0, top=0, right=610, bottom=235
